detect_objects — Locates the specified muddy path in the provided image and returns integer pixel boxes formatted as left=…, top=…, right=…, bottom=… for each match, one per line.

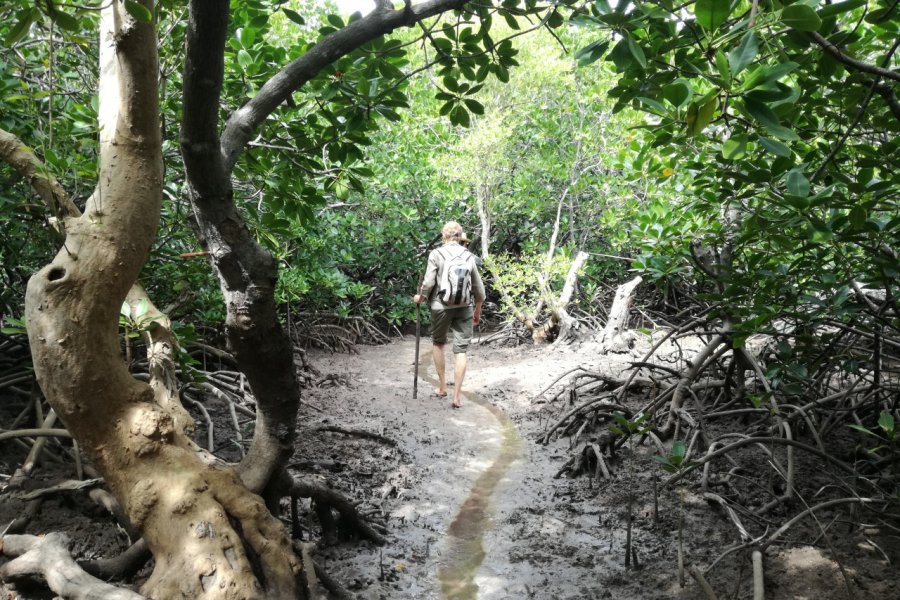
left=307, top=338, right=547, bottom=600
left=2, top=335, right=895, bottom=599
left=305, top=337, right=898, bottom=600
left=306, top=337, right=649, bottom=600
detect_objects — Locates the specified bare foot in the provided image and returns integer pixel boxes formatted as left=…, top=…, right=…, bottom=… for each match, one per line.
left=451, top=402, right=461, bottom=409
left=434, top=388, right=448, bottom=397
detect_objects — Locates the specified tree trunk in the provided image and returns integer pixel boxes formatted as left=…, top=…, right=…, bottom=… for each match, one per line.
left=598, top=275, right=642, bottom=352
left=24, top=4, right=302, bottom=598
left=532, top=251, right=589, bottom=343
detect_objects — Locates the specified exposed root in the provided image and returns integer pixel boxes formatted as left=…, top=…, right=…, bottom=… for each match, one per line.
left=278, top=471, right=387, bottom=546
left=0, top=532, right=147, bottom=600
left=80, top=539, right=151, bottom=582
left=535, top=278, right=900, bottom=595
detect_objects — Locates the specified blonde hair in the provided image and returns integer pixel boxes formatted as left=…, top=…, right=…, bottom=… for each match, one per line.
left=441, top=221, right=463, bottom=242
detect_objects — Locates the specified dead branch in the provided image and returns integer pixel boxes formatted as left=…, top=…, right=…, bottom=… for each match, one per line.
left=89, top=488, right=141, bottom=542
left=16, top=478, right=103, bottom=501
left=0, top=427, right=72, bottom=443
left=688, top=564, right=720, bottom=600
left=598, top=275, right=642, bottom=352
left=760, top=497, right=876, bottom=552
left=662, top=436, right=857, bottom=491
left=541, top=399, right=628, bottom=445
left=313, top=425, right=398, bottom=447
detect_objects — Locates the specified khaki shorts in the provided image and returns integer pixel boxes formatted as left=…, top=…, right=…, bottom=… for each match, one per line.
left=430, top=305, right=474, bottom=354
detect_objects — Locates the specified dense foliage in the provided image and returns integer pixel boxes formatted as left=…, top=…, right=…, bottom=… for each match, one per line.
left=3, top=1, right=897, bottom=351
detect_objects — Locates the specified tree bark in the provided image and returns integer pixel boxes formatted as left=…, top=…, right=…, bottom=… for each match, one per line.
left=598, top=275, right=642, bottom=352
left=0, top=533, right=146, bottom=600
left=24, top=4, right=302, bottom=598
left=182, top=0, right=471, bottom=495
left=532, top=251, right=589, bottom=343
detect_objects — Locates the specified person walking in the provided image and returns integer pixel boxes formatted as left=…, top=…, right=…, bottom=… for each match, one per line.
left=413, top=221, right=485, bottom=408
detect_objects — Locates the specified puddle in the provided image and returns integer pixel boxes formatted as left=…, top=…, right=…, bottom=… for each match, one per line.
left=417, top=355, right=523, bottom=599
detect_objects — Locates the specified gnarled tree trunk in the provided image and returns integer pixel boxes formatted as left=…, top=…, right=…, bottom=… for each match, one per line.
left=24, top=3, right=302, bottom=598
left=19, top=0, right=476, bottom=596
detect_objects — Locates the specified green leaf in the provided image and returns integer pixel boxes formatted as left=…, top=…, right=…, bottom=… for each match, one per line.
left=49, top=10, right=80, bottom=31
left=327, top=14, right=344, bottom=28
left=663, top=79, right=692, bottom=108
left=878, top=410, right=895, bottom=434
left=728, top=31, right=758, bottom=76
left=782, top=4, right=822, bottom=31
left=464, top=99, right=485, bottom=115
left=237, top=49, right=253, bottom=69
left=786, top=169, right=810, bottom=197
left=547, top=10, right=564, bottom=28
left=450, top=104, right=470, bottom=127
left=594, top=0, right=612, bottom=14
left=819, top=0, right=866, bottom=18
left=5, top=9, right=38, bottom=45
left=722, top=135, right=747, bottom=160
left=283, top=8, right=306, bottom=25
left=848, top=423, right=879, bottom=437
left=238, top=27, right=256, bottom=47
left=124, top=0, right=154, bottom=24
left=808, top=220, right=833, bottom=243
left=848, top=206, right=867, bottom=229
left=626, top=35, right=647, bottom=69
left=607, top=39, right=635, bottom=71
left=575, top=39, right=610, bottom=67
left=759, top=136, right=791, bottom=157
left=638, top=96, right=667, bottom=115
left=694, top=0, right=732, bottom=31
left=742, top=62, right=800, bottom=91
left=671, top=440, right=686, bottom=459
left=743, top=98, right=799, bottom=140
left=688, top=97, right=718, bottom=136
left=135, top=298, right=149, bottom=319
left=715, top=50, right=731, bottom=82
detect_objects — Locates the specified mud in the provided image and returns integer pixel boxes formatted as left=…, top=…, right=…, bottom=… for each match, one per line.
left=1, top=334, right=897, bottom=600
left=309, top=336, right=899, bottom=600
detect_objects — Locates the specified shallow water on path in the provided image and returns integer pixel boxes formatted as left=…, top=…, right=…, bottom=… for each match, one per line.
left=417, top=358, right=523, bottom=600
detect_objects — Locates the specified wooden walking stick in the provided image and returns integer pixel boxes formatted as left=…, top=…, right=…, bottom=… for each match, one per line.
left=413, top=270, right=424, bottom=399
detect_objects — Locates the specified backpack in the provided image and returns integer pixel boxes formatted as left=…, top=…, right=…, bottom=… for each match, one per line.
left=437, top=246, right=474, bottom=307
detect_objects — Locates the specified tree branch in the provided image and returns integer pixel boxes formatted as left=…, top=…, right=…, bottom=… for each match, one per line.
left=0, top=128, right=80, bottom=221
left=220, top=0, right=471, bottom=171
left=808, top=31, right=900, bottom=82
left=874, top=81, right=900, bottom=120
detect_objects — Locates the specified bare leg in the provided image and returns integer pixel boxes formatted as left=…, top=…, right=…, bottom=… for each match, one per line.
left=452, top=352, right=467, bottom=407
left=432, top=343, right=447, bottom=396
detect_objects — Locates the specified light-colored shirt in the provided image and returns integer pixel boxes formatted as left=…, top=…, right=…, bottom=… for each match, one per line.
left=420, top=242, right=486, bottom=310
